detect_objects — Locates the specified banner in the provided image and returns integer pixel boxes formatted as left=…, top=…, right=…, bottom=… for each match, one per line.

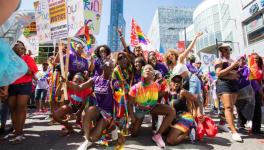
left=67, top=0, right=85, bottom=37
left=48, top=0, right=68, bottom=40
left=83, top=0, right=103, bottom=35
left=200, top=52, right=216, bottom=67
left=34, top=0, right=51, bottom=43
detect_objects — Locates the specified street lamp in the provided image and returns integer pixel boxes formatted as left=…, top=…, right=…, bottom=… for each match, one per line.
left=168, top=27, right=187, bottom=49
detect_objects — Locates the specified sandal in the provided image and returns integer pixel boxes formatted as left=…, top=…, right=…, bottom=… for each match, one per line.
left=9, top=135, right=25, bottom=144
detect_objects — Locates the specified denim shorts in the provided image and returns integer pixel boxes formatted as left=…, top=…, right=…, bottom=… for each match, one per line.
left=216, top=79, right=238, bottom=95
left=9, top=82, right=32, bottom=96
left=35, top=89, right=48, bottom=101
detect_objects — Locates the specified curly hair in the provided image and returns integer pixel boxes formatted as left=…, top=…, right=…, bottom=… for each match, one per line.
left=164, top=49, right=179, bottom=66
left=94, top=45, right=111, bottom=58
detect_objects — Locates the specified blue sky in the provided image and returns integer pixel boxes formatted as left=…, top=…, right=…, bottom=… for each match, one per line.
left=20, top=0, right=202, bottom=44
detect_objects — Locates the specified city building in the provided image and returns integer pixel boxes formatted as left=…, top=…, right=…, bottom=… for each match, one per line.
left=188, top=0, right=264, bottom=58
left=240, top=0, right=264, bottom=56
left=107, top=0, right=126, bottom=52
left=148, top=7, right=194, bottom=53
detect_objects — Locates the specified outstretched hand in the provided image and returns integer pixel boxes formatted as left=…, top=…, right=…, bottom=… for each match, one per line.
left=195, top=32, right=203, bottom=38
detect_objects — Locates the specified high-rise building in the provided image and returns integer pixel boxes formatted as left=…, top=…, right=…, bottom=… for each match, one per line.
left=107, top=0, right=126, bottom=52
left=148, top=7, right=194, bottom=53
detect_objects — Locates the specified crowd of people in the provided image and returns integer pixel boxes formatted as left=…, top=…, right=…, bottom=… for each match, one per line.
left=0, top=29, right=263, bottom=149
left=0, top=1, right=264, bottom=149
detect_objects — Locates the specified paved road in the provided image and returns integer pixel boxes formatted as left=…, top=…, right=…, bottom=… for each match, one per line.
left=0, top=112, right=264, bottom=150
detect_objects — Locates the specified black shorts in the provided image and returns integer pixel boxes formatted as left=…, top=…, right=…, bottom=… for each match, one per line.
left=216, top=79, right=238, bottom=95
left=69, top=103, right=82, bottom=113
left=35, top=89, right=48, bottom=101
left=9, top=82, right=32, bottom=96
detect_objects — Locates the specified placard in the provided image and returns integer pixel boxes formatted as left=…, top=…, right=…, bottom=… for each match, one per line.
left=48, top=0, right=68, bottom=40
left=83, top=0, right=102, bottom=35
left=34, top=0, right=52, bottom=43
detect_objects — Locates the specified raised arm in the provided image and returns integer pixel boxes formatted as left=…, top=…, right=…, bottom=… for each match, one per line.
left=117, top=28, right=129, bottom=53
left=65, top=78, right=94, bottom=92
left=178, top=32, right=203, bottom=64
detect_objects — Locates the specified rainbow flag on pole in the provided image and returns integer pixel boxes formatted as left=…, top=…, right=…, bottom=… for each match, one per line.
left=130, top=18, right=149, bottom=47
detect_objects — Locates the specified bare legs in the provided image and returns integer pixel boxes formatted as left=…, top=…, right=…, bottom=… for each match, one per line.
left=82, top=106, right=110, bottom=142
left=166, top=128, right=188, bottom=145
left=8, top=95, right=29, bottom=135
left=130, top=104, right=175, bottom=136
left=53, top=105, right=73, bottom=134
left=220, top=93, right=237, bottom=133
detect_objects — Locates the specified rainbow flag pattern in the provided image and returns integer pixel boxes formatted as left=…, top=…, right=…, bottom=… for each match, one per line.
left=136, top=25, right=148, bottom=45
left=129, top=82, right=159, bottom=110
left=85, top=25, right=92, bottom=51
left=130, top=18, right=149, bottom=46
left=172, top=112, right=194, bottom=133
left=49, top=70, right=61, bottom=102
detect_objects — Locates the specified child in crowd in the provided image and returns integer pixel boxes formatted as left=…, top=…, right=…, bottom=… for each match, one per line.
left=53, top=73, right=92, bottom=135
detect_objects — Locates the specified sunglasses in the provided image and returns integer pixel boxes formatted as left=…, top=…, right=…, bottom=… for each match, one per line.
left=171, top=77, right=182, bottom=83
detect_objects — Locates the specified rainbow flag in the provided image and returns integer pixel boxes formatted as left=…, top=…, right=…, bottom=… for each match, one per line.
left=131, top=18, right=149, bottom=46
left=85, top=25, right=92, bottom=51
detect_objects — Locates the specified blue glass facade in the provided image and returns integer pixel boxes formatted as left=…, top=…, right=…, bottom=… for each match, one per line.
left=107, top=0, right=126, bottom=52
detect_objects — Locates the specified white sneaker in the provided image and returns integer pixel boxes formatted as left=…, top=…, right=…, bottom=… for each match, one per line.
left=77, top=140, right=92, bottom=150
left=111, top=127, right=118, bottom=141
left=232, top=133, right=242, bottom=142
left=218, top=124, right=231, bottom=133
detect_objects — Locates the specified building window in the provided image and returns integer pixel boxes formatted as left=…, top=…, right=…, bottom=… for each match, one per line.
left=244, top=13, right=264, bottom=44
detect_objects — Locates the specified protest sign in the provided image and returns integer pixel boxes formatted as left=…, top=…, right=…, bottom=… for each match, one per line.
left=48, top=0, right=68, bottom=40
left=34, top=0, right=52, bottom=43
left=83, top=0, right=102, bottom=35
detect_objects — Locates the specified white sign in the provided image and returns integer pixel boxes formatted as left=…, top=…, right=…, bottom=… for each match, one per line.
left=200, top=52, right=216, bottom=66
left=84, top=0, right=102, bottom=35
left=34, top=0, right=51, bottom=43
left=67, top=0, right=85, bottom=37
left=48, top=0, right=68, bottom=40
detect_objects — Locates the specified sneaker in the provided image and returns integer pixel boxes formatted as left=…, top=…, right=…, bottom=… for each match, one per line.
left=77, top=140, right=92, bottom=150
left=232, top=133, right=242, bottom=142
left=218, top=124, right=231, bottom=133
left=152, top=133, right=165, bottom=148
left=111, top=127, right=118, bottom=141
left=3, top=133, right=15, bottom=139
